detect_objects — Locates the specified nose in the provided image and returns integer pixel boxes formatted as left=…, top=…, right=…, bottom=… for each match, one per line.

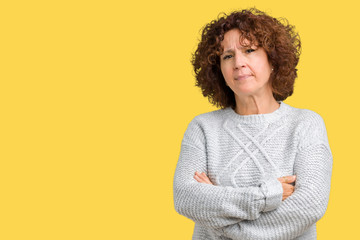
left=234, top=53, right=246, bottom=69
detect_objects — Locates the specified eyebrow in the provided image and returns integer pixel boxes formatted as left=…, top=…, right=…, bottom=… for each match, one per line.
left=222, top=48, right=241, bottom=55
left=222, top=45, right=257, bottom=54
left=223, top=49, right=234, bottom=53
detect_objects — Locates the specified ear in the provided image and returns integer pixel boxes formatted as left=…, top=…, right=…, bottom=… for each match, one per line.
left=270, top=63, right=274, bottom=72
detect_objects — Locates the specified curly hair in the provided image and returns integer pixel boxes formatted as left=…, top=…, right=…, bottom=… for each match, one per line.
left=191, top=8, right=301, bottom=109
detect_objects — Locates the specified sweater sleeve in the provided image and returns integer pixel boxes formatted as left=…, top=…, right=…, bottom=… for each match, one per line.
left=173, top=117, right=283, bottom=234
left=218, top=113, right=333, bottom=240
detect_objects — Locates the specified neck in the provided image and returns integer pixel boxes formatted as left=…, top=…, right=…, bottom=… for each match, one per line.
left=234, top=94, right=280, bottom=115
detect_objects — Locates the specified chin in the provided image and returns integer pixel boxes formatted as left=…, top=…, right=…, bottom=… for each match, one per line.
left=236, top=88, right=257, bottom=95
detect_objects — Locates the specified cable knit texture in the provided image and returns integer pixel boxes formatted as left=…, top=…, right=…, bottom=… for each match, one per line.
left=173, top=101, right=333, bottom=240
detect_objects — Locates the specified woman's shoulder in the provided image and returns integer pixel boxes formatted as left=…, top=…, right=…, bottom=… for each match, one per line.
left=181, top=109, right=228, bottom=148
left=186, top=108, right=232, bottom=130
left=286, top=104, right=326, bottom=127
left=286, top=104, right=330, bottom=149
left=183, top=108, right=228, bottom=135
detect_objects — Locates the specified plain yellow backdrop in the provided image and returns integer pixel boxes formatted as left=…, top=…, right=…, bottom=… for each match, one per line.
left=0, top=0, right=359, bottom=239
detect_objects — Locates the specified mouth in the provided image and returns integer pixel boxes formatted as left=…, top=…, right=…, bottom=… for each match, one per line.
left=234, top=74, right=252, bottom=81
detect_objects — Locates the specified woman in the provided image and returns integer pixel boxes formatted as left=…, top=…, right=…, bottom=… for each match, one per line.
left=173, top=8, right=333, bottom=240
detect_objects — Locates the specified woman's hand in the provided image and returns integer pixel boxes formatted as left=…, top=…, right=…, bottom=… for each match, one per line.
left=277, top=175, right=296, bottom=201
left=194, top=171, right=214, bottom=185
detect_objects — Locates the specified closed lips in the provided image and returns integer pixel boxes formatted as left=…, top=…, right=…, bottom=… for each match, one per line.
left=235, top=75, right=252, bottom=80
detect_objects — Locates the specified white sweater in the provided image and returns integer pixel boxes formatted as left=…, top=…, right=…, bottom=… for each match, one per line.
left=173, top=101, right=333, bottom=240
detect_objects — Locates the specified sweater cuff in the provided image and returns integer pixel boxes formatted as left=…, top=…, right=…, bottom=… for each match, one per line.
left=260, top=177, right=283, bottom=212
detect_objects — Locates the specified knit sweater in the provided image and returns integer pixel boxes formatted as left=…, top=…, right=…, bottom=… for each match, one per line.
left=173, top=101, right=333, bottom=240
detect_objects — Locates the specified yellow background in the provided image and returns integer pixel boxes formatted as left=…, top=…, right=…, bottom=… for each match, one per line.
left=0, top=0, right=358, bottom=239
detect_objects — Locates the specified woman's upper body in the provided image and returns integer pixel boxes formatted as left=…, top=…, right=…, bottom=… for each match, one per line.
left=173, top=8, right=333, bottom=240
left=173, top=101, right=333, bottom=240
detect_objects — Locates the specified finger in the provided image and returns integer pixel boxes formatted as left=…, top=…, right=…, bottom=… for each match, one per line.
left=201, top=172, right=209, bottom=180
left=284, top=186, right=294, bottom=197
left=195, top=172, right=208, bottom=183
left=194, top=174, right=204, bottom=183
left=285, top=175, right=296, bottom=183
left=279, top=175, right=296, bottom=183
left=195, top=171, right=206, bottom=180
left=194, top=173, right=213, bottom=185
left=278, top=176, right=288, bottom=183
left=196, top=172, right=208, bottom=181
left=200, top=172, right=213, bottom=184
left=282, top=182, right=294, bottom=187
left=195, top=171, right=202, bottom=179
left=283, top=183, right=294, bottom=190
left=278, top=177, right=285, bottom=183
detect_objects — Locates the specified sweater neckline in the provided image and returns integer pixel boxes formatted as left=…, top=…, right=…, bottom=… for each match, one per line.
left=224, top=101, right=290, bottom=123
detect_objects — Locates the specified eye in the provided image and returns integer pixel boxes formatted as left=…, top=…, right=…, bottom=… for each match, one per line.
left=223, top=55, right=233, bottom=60
left=245, top=48, right=255, bottom=54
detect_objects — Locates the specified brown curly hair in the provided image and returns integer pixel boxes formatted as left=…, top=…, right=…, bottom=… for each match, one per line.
left=191, top=8, right=301, bottom=109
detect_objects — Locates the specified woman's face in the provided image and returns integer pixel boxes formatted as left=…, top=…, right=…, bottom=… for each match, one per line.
left=220, top=29, right=273, bottom=100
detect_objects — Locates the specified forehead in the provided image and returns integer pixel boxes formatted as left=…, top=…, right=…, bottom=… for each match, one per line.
left=220, top=29, right=254, bottom=49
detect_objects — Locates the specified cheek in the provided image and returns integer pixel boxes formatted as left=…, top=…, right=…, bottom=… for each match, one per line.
left=220, top=62, right=225, bottom=73
left=254, top=61, right=271, bottom=78
left=220, top=63, right=232, bottom=78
